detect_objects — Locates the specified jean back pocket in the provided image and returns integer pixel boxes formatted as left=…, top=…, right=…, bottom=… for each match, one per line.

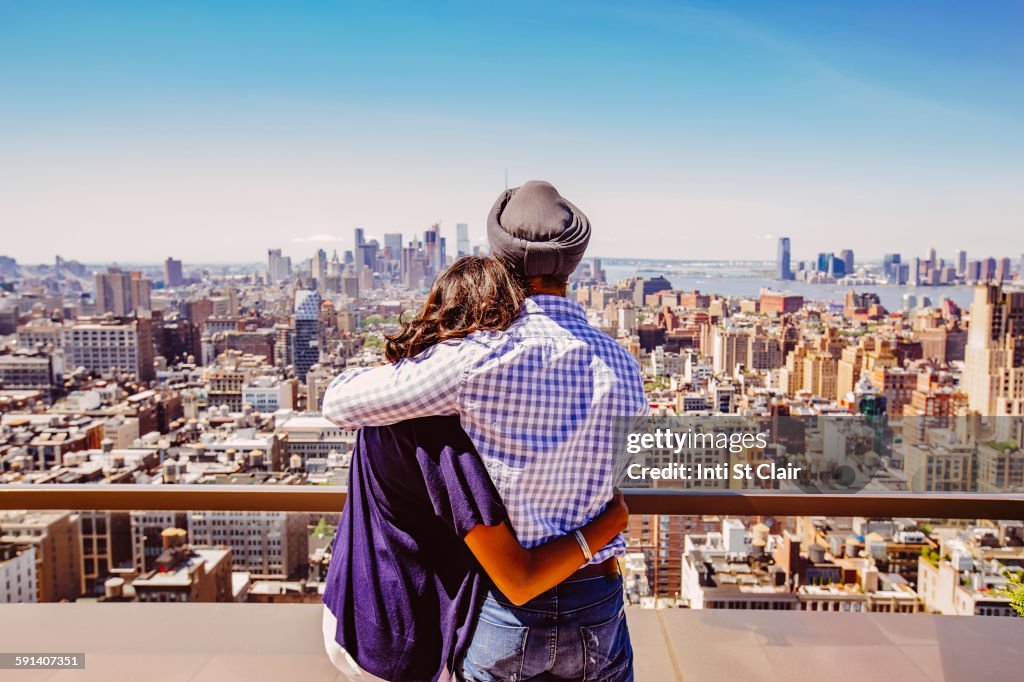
left=461, top=616, right=529, bottom=682
left=580, top=609, right=633, bottom=682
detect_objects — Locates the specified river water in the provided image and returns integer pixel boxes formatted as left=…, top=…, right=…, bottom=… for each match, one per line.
left=599, top=260, right=976, bottom=311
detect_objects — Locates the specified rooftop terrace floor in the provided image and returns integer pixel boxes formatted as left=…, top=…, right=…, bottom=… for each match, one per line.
left=0, top=603, right=1021, bottom=681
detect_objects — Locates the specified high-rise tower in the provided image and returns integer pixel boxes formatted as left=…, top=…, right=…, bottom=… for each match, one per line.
left=777, top=237, right=793, bottom=281
left=963, top=284, right=1024, bottom=416
left=291, top=290, right=322, bottom=382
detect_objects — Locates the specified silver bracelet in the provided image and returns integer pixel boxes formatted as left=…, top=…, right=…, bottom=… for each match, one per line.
left=574, top=529, right=593, bottom=563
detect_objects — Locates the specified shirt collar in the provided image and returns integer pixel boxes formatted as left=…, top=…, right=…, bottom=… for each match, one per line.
left=521, top=294, right=588, bottom=321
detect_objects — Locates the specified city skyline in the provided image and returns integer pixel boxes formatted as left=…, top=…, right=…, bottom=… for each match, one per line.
left=3, top=176, right=1024, bottom=618
left=3, top=234, right=1022, bottom=270
left=2, top=2, right=1023, bottom=263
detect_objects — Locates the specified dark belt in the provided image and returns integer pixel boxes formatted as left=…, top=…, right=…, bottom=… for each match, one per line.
left=565, top=556, right=619, bottom=583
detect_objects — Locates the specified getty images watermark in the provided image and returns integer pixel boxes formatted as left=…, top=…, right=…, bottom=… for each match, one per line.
left=623, top=426, right=803, bottom=482
left=611, top=415, right=894, bottom=493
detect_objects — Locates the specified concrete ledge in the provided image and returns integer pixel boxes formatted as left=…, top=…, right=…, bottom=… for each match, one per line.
left=0, top=603, right=1021, bottom=681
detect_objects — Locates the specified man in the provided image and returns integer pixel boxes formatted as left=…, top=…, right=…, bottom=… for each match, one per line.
left=323, top=181, right=646, bottom=680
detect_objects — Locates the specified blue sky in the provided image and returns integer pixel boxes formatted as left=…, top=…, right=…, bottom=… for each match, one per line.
left=1, top=1, right=1021, bottom=264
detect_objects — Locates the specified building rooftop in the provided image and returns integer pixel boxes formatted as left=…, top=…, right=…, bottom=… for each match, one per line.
left=273, top=414, right=345, bottom=430
left=0, top=508, right=69, bottom=527
left=133, top=548, right=231, bottom=588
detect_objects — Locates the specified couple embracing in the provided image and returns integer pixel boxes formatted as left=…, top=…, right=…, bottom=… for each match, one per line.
left=321, top=181, right=648, bottom=681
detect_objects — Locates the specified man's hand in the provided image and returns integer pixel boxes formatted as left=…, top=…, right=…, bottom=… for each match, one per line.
left=604, top=488, right=629, bottom=533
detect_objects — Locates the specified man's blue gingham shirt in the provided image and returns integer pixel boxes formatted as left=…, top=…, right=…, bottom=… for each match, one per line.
left=322, top=294, right=648, bottom=563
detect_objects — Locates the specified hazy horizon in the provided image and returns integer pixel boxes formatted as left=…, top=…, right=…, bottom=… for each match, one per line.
left=8, top=253, right=997, bottom=270
left=2, top=2, right=1022, bottom=263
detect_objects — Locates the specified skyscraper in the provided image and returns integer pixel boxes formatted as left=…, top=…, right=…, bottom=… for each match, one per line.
left=402, top=241, right=430, bottom=290
left=356, top=240, right=379, bottom=276
left=267, top=248, right=280, bottom=272
left=95, top=269, right=131, bottom=316
left=354, top=227, right=365, bottom=252
left=267, top=249, right=291, bottom=283
left=883, top=253, right=902, bottom=283
left=827, top=255, right=845, bottom=278
left=996, top=257, right=1012, bottom=282
left=965, top=260, right=982, bottom=284
left=983, top=257, right=997, bottom=282
left=291, top=290, right=321, bottom=382
left=456, top=223, right=470, bottom=258
left=839, top=249, right=855, bottom=276
left=955, top=250, right=968, bottom=276
left=963, top=283, right=1024, bottom=416
left=776, top=238, right=793, bottom=281
left=96, top=268, right=151, bottom=316
left=164, top=258, right=184, bottom=288
left=816, top=252, right=834, bottom=274
left=423, top=223, right=442, bottom=280
left=812, top=252, right=845, bottom=278
left=383, top=233, right=403, bottom=260
left=311, top=249, right=328, bottom=282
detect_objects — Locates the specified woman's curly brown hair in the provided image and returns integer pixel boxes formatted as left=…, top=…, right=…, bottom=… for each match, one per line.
left=384, top=256, right=525, bottom=362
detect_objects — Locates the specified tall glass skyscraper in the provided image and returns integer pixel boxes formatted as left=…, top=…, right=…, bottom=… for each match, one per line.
left=883, top=253, right=902, bottom=282
left=292, top=289, right=321, bottom=382
left=383, top=233, right=403, bottom=259
left=777, top=237, right=793, bottom=281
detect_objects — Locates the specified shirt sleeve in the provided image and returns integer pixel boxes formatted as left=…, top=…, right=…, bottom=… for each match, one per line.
left=321, top=342, right=468, bottom=427
left=637, top=397, right=651, bottom=417
left=428, top=446, right=508, bottom=538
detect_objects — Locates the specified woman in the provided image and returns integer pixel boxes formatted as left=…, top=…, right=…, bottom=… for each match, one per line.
left=323, top=257, right=629, bottom=681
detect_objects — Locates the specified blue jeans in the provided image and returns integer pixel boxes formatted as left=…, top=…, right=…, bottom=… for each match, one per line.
left=460, top=575, right=633, bottom=682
